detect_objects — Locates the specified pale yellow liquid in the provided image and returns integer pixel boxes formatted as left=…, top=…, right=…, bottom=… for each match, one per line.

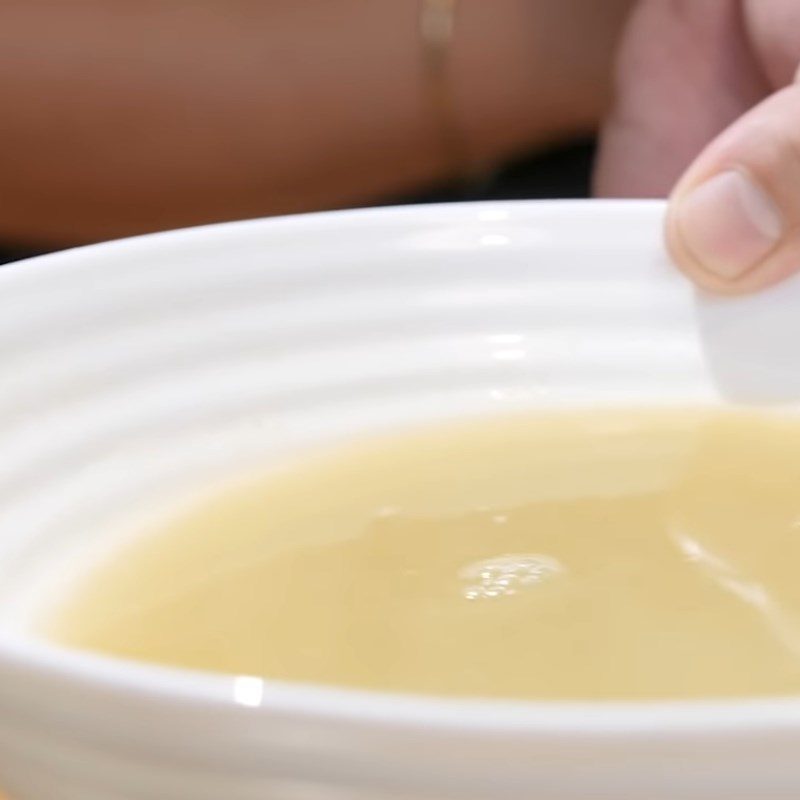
left=47, top=410, right=800, bottom=699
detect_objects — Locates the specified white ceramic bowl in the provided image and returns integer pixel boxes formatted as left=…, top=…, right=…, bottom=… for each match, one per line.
left=0, top=200, right=798, bottom=800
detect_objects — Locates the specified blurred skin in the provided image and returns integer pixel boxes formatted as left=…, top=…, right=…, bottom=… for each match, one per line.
left=0, top=0, right=632, bottom=245
left=597, top=0, right=800, bottom=294
left=6, top=0, right=800, bottom=299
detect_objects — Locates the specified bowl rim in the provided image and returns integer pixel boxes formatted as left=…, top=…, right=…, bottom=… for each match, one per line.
left=4, top=197, right=800, bottom=739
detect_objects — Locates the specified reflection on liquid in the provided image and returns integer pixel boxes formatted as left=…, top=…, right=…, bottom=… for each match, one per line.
left=460, top=553, right=563, bottom=601
left=672, top=530, right=800, bottom=660
left=49, top=410, right=800, bottom=700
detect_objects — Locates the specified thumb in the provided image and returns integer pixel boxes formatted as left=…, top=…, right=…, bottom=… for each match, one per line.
left=594, top=0, right=766, bottom=197
left=666, top=80, right=800, bottom=294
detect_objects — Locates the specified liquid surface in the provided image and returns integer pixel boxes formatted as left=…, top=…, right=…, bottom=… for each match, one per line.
left=48, top=410, right=800, bottom=699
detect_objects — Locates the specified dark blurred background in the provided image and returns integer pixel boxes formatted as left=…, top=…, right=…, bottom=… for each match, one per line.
left=0, top=139, right=593, bottom=266
left=0, top=2, right=632, bottom=267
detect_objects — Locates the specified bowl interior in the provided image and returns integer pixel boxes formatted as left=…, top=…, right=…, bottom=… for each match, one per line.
left=0, top=200, right=715, bottom=634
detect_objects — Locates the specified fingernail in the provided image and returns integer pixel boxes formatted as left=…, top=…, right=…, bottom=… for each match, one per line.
left=675, top=170, right=783, bottom=280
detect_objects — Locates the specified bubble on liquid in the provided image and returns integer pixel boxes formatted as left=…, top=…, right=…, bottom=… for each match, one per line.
left=460, top=554, right=563, bottom=601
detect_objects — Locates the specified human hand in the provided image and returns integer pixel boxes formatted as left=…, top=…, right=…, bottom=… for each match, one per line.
left=596, top=0, right=800, bottom=294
